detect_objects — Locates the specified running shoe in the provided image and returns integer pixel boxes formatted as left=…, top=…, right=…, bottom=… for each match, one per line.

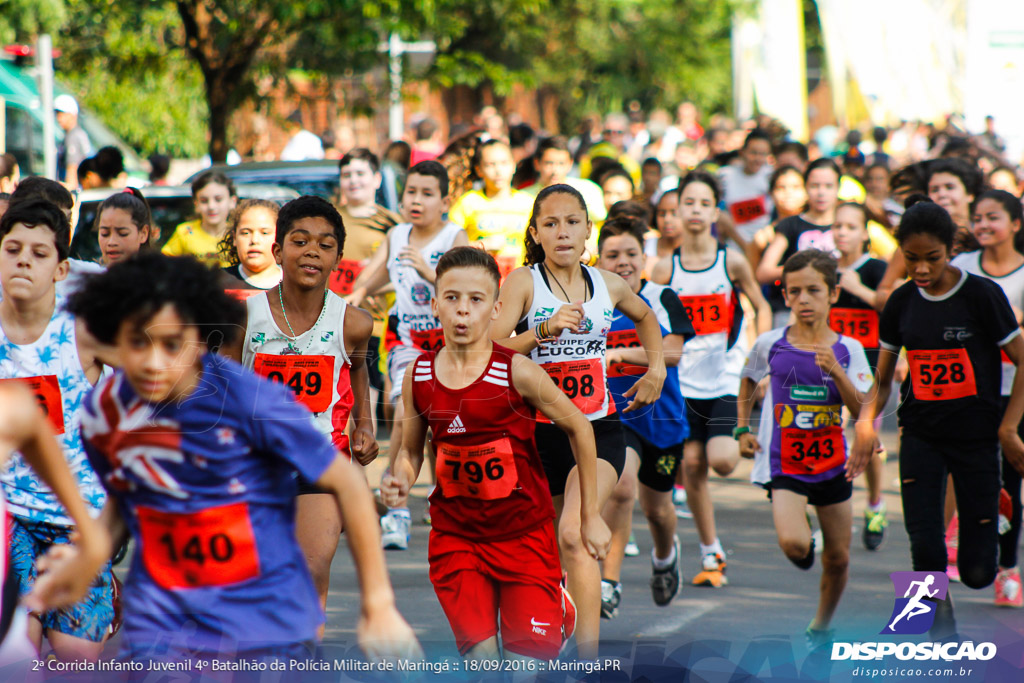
left=381, top=508, right=410, bottom=550
left=862, top=503, right=887, bottom=551
left=624, top=533, right=640, bottom=557
left=946, top=513, right=960, bottom=582
left=600, top=579, right=621, bottom=619
left=651, top=537, right=681, bottom=606
left=994, top=566, right=1023, bottom=608
left=560, top=577, right=577, bottom=645
left=805, top=623, right=835, bottom=652
left=789, top=538, right=816, bottom=570
left=691, top=552, right=728, bottom=587
left=673, top=486, right=693, bottom=519
left=998, top=488, right=1013, bottom=536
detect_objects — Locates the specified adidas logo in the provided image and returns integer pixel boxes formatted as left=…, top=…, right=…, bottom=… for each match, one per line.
left=447, top=415, right=466, bottom=434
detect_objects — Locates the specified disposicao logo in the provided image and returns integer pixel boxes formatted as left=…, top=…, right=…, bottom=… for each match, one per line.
left=882, top=571, right=948, bottom=635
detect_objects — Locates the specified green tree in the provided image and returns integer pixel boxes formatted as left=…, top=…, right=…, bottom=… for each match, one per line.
left=0, top=0, right=65, bottom=44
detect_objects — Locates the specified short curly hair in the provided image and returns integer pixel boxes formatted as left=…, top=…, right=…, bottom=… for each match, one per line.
left=66, top=251, right=245, bottom=348
left=276, top=195, right=345, bottom=253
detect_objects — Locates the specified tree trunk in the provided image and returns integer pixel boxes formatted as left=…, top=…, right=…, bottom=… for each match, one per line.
left=207, top=80, right=231, bottom=163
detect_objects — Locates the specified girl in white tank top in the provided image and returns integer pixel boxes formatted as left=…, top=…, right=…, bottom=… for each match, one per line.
left=489, top=183, right=667, bottom=660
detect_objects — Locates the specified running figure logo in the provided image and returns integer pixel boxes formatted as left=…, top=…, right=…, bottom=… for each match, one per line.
left=882, top=572, right=948, bottom=635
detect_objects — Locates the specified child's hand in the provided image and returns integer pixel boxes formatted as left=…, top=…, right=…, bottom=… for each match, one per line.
left=838, top=268, right=863, bottom=295
left=380, top=471, right=410, bottom=508
left=546, top=303, right=585, bottom=336
left=351, top=425, right=379, bottom=466
left=738, top=432, right=760, bottom=459
left=398, top=247, right=434, bottom=281
left=27, top=541, right=106, bottom=613
left=358, top=604, right=423, bottom=663
left=846, top=422, right=878, bottom=481
left=581, top=514, right=612, bottom=560
left=814, top=345, right=840, bottom=378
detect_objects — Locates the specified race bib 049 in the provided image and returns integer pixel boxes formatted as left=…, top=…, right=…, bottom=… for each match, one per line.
left=253, top=353, right=335, bottom=412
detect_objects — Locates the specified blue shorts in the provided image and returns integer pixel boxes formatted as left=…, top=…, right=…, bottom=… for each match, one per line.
left=9, top=516, right=114, bottom=642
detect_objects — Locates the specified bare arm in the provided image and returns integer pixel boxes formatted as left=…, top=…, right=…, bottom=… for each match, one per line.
left=490, top=267, right=550, bottom=354
left=649, top=254, right=673, bottom=285
left=728, top=248, right=773, bottom=335
left=875, top=250, right=906, bottom=311
left=755, top=233, right=789, bottom=286
left=848, top=347, right=898, bottom=480
left=380, top=364, right=428, bottom=507
left=604, top=271, right=666, bottom=411
left=345, top=307, right=379, bottom=466
left=348, top=239, right=392, bottom=306
left=736, top=376, right=761, bottom=458
left=998, top=334, right=1024, bottom=475
left=511, top=354, right=609, bottom=559
left=608, top=334, right=683, bottom=367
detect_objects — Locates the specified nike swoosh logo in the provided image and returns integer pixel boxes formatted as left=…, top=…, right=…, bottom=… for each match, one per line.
left=530, top=618, right=550, bottom=627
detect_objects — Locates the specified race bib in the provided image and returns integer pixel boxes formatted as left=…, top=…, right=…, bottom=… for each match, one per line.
left=542, top=358, right=605, bottom=414
left=224, top=289, right=261, bottom=302
left=679, top=294, right=731, bottom=336
left=253, top=353, right=335, bottom=412
left=437, top=437, right=518, bottom=500
left=729, top=196, right=767, bottom=225
left=780, top=426, right=845, bottom=476
left=137, top=502, right=260, bottom=590
left=0, top=376, right=63, bottom=434
left=907, top=349, right=977, bottom=401
left=327, top=259, right=365, bottom=296
left=409, top=327, right=445, bottom=352
left=606, top=329, right=646, bottom=377
left=828, top=308, right=879, bottom=349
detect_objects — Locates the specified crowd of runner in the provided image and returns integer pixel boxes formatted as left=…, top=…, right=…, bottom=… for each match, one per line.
left=0, top=101, right=1021, bottom=673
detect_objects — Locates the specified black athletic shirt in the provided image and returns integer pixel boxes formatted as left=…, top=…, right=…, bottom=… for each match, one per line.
left=831, top=255, right=887, bottom=367
left=767, top=215, right=836, bottom=312
left=879, top=271, right=1020, bottom=441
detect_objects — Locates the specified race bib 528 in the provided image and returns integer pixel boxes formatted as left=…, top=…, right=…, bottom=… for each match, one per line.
left=907, top=349, right=977, bottom=401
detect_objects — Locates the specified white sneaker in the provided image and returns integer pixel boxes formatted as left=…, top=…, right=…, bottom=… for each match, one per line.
left=381, top=508, right=410, bottom=550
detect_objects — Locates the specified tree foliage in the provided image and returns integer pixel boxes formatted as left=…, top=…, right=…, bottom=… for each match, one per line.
left=0, top=0, right=65, bottom=45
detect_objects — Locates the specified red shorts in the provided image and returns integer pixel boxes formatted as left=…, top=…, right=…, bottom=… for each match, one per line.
left=428, top=524, right=563, bottom=659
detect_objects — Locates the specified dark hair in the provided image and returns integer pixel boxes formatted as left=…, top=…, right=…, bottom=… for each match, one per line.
left=599, top=166, right=635, bottom=192
left=872, top=126, right=888, bottom=145
left=471, top=139, right=511, bottom=179
left=926, top=158, right=984, bottom=199
left=217, top=199, right=281, bottom=267
left=406, top=160, right=450, bottom=198
left=896, top=198, right=955, bottom=250
left=742, top=128, right=772, bottom=149
left=598, top=215, right=647, bottom=254
left=769, top=165, right=804, bottom=193
left=384, top=141, right=411, bottom=170
left=641, top=157, right=662, bottom=170
left=0, top=198, right=71, bottom=261
left=836, top=201, right=869, bottom=226
left=607, top=199, right=652, bottom=226
left=508, top=123, right=535, bottom=150
left=415, top=118, right=438, bottom=142
left=0, top=153, right=17, bottom=180
left=781, top=249, right=838, bottom=290
left=66, top=251, right=245, bottom=348
left=524, top=184, right=589, bottom=267
left=94, top=146, right=125, bottom=183
left=10, top=176, right=74, bottom=211
left=804, top=157, right=841, bottom=183
left=339, top=147, right=380, bottom=173
left=435, top=246, right=501, bottom=298
left=865, top=162, right=891, bottom=178
left=148, top=153, right=170, bottom=183
left=677, top=169, right=721, bottom=204
left=536, top=136, right=571, bottom=158
left=94, top=187, right=153, bottom=242
left=774, top=141, right=808, bottom=163
left=988, top=165, right=1018, bottom=183
left=276, top=195, right=345, bottom=252
left=191, top=170, right=236, bottom=198
left=971, top=189, right=1023, bottom=225
left=77, top=156, right=98, bottom=182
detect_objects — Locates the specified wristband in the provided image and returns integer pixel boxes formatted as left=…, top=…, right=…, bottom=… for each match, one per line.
left=732, top=426, right=751, bottom=440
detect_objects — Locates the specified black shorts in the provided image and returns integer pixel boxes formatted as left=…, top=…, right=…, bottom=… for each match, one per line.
left=684, top=396, right=737, bottom=443
left=535, top=413, right=626, bottom=497
left=765, top=473, right=852, bottom=507
left=623, top=428, right=684, bottom=493
left=367, top=335, right=384, bottom=392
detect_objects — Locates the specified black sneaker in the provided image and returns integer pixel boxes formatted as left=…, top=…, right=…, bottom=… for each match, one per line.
left=600, top=579, right=621, bottom=619
left=790, top=538, right=816, bottom=570
left=651, top=536, right=681, bottom=606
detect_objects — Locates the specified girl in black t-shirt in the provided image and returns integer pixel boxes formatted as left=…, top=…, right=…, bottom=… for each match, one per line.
left=850, top=199, right=1024, bottom=638
left=757, top=159, right=841, bottom=326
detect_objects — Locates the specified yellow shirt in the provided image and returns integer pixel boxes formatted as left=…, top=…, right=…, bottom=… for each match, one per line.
left=449, top=190, right=534, bottom=274
left=162, top=219, right=231, bottom=267
left=867, top=220, right=897, bottom=260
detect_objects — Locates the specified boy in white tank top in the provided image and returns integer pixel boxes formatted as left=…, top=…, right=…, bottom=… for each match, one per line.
left=0, top=199, right=113, bottom=661
left=348, top=161, right=468, bottom=550
left=223, top=196, right=377, bottom=636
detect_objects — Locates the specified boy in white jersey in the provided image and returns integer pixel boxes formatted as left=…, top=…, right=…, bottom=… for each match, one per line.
left=224, top=195, right=377, bottom=637
left=0, top=199, right=112, bottom=660
left=651, top=170, right=772, bottom=589
left=0, top=381, right=111, bottom=667
left=349, top=161, right=468, bottom=549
